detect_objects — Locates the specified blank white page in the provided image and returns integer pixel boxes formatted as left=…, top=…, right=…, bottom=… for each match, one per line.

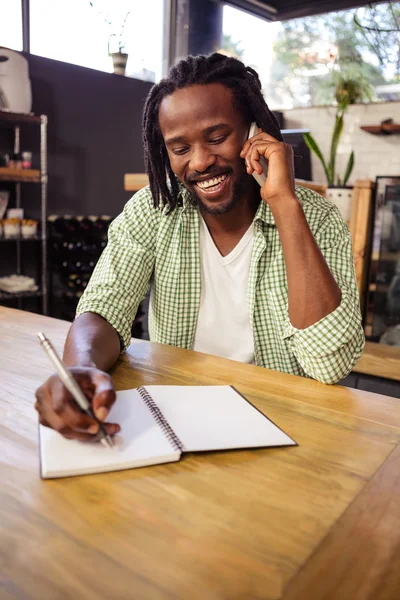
left=39, top=389, right=180, bottom=479
left=143, top=385, right=296, bottom=452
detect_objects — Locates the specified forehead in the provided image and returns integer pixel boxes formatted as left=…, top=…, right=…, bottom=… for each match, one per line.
left=158, top=83, right=243, bottom=134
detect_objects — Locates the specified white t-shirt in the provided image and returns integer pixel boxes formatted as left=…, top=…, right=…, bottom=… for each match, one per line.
left=192, top=217, right=255, bottom=363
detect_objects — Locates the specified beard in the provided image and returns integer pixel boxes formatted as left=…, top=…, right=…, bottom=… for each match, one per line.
left=187, top=169, right=251, bottom=215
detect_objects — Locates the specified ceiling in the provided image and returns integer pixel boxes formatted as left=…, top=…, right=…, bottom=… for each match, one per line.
left=223, top=0, right=387, bottom=21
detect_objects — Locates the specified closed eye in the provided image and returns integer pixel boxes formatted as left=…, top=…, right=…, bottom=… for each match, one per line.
left=209, top=135, right=227, bottom=145
left=173, top=146, right=190, bottom=155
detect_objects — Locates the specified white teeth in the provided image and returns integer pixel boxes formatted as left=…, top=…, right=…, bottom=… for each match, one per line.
left=196, top=174, right=227, bottom=189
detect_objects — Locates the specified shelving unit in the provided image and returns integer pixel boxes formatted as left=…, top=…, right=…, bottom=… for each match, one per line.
left=360, top=123, right=400, bottom=136
left=0, top=167, right=41, bottom=182
left=0, top=233, right=41, bottom=242
left=0, top=111, right=48, bottom=314
left=0, top=290, right=43, bottom=301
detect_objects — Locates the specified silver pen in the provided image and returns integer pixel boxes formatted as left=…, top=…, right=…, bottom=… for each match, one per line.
left=37, top=332, right=113, bottom=449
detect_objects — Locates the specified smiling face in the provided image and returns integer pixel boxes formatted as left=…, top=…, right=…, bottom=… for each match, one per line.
left=158, top=83, right=253, bottom=215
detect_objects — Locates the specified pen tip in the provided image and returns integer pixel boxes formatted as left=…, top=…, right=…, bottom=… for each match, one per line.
left=100, top=435, right=114, bottom=450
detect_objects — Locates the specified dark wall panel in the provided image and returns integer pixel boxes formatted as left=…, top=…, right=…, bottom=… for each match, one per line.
left=24, top=54, right=153, bottom=217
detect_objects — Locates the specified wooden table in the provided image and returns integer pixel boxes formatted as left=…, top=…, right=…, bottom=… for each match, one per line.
left=1, top=307, right=400, bottom=600
left=353, top=340, right=400, bottom=382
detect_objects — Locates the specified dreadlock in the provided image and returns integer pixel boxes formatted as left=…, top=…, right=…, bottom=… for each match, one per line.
left=142, top=52, right=283, bottom=212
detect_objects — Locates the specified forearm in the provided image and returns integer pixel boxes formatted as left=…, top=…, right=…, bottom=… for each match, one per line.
left=63, top=312, right=121, bottom=371
left=272, top=198, right=341, bottom=329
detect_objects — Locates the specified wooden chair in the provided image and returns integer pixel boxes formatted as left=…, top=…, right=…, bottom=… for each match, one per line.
left=296, top=178, right=374, bottom=310
left=124, top=173, right=149, bottom=192
left=295, top=179, right=327, bottom=197
left=124, top=174, right=373, bottom=307
left=348, top=180, right=374, bottom=311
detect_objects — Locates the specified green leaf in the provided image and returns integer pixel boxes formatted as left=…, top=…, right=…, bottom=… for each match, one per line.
left=343, top=153, right=354, bottom=186
left=303, top=133, right=331, bottom=185
left=329, top=113, right=344, bottom=186
left=343, top=151, right=355, bottom=186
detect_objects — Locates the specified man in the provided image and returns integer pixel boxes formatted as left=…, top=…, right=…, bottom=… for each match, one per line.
left=35, top=53, right=364, bottom=442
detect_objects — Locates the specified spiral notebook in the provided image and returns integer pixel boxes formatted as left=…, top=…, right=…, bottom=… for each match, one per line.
left=39, top=385, right=296, bottom=479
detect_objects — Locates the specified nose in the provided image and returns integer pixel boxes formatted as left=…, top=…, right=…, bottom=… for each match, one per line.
left=189, top=144, right=216, bottom=174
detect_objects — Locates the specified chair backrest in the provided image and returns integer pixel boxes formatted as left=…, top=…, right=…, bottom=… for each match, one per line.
left=295, top=179, right=327, bottom=197
left=348, top=180, right=374, bottom=312
left=124, top=173, right=149, bottom=192
left=295, top=178, right=374, bottom=315
left=124, top=174, right=374, bottom=314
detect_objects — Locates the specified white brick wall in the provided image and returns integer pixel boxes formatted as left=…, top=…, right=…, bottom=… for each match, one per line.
left=283, top=102, right=400, bottom=185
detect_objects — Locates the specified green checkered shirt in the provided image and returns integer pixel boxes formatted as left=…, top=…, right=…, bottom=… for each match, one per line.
left=76, top=185, right=364, bottom=384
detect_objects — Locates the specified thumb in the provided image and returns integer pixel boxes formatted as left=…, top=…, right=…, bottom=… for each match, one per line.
left=91, top=372, right=116, bottom=421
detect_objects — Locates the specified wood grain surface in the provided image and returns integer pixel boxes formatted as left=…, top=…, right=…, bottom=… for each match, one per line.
left=353, top=341, right=400, bottom=382
left=1, top=307, right=399, bottom=600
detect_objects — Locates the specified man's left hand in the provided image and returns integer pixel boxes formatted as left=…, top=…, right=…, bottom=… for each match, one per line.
left=240, top=129, right=296, bottom=210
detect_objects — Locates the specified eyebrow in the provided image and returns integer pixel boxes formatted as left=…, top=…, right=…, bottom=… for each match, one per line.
left=165, top=123, right=230, bottom=146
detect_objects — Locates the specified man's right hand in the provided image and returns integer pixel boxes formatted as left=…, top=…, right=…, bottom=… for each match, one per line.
left=35, top=367, right=120, bottom=442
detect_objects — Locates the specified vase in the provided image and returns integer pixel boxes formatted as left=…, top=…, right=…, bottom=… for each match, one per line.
left=326, top=186, right=353, bottom=224
left=110, top=52, right=128, bottom=76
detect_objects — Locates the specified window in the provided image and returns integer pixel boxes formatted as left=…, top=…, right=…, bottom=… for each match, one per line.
left=0, top=0, right=23, bottom=51
left=222, top=2, right=400, bottom=109
left=29, top=0, right=164, bottom=81
left=222, top=5, right=280, bottom=105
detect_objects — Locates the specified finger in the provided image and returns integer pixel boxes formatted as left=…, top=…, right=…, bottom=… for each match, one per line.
left=244, top=143, right=265, bottom=175
left=240, top=131, right=280, bottom=157
left=53, top=423, right=119, bottom=442
left=37, top=384, right=98, bottom=433
left=254, top=131, right=280, bottom=144
left=249, top=139, right=287, bottom=167
left=56, top=401, right=101, bottom=433
left=244, top=140, right=272, bottom=172
left=39, top=409, right=120, bottom=440
left=35, top=372, right=120, bottom=442
left=240, top=127, right=263, bottom=157
left=244, top=153, right=254, bottom=174
left=67, top=422, right=120, bottom=439
left=53, top=383, right=119, bottom=433
left=249, top=144, right=265, bottom=175
left=240, top=135, right=260, bottom=158
left=91, top=373, right=116, bottom=421
left=240, top=139, right=252, bottom=158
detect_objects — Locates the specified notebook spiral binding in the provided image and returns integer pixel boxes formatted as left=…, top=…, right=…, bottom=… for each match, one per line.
left=137, top=387, right=184, bottom=452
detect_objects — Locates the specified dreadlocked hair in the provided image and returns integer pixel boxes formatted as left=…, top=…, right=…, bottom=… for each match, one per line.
left=142, top=52, right=283, bottom=212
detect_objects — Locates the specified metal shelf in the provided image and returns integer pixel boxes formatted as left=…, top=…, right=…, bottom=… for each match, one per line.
left=0, top=114, right=48, bottom=314
left=0, top=234, right=41, bottom=242
left=372, top=251, right=400, bottom=262
left=0, top=111, right=42, bottom=125
left=0, top=289, right=42, bottom=300
left=0, top=168, right=41, bottom=183
left=360, top=124, right=400, bottom=136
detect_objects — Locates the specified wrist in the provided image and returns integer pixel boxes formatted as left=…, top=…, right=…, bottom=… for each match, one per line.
left=270, top=194, right=303, bottom=222
left=62, top=353, right=97, bottom=369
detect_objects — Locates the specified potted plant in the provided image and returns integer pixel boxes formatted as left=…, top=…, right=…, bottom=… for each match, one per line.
left=108, top=12, right=130, bottom=76
left=303, top=72, right=372, bottom=222
left=90, top=2, right=130, bottom=76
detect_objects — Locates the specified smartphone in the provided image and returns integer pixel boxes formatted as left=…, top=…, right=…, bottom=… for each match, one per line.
left=248, top=122, right=268, bottom=187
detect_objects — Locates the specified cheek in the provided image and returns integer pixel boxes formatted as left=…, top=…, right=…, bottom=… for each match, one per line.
left=224, top=137, right=245, bottom=161
left=167, top=153, right=184, bottom=176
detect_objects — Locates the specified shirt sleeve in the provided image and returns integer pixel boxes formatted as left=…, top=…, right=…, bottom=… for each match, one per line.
left=282, top=204, right=365, bottom=384
left=76, top=187, right=160, bottom=350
